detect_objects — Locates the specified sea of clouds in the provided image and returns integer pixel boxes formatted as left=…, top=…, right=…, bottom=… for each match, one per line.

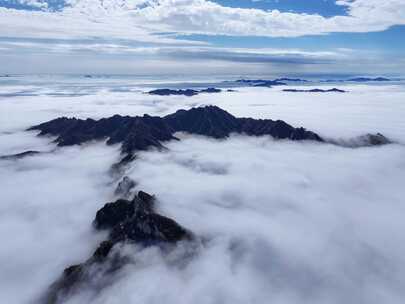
left=1, top=77, right=405, bottom=303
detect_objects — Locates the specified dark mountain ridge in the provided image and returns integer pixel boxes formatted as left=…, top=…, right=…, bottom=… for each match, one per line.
left=28, top=106, right=323, bottom=156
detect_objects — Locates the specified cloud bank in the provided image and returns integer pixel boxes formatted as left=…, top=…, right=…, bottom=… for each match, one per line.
left=1, top=81, right=405, bottom=303
left=2, top=0, right=405, bottom=40
left=115, top=134, right=405, bottom=304
left=2, top=133, right=405, bottom=304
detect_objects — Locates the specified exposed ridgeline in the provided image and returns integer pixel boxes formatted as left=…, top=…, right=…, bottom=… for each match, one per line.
left=41, top=190, right=194, bottom=304
left=28, top=106, right=323, bottom=157
left=26, top=105, right=393, bottom=166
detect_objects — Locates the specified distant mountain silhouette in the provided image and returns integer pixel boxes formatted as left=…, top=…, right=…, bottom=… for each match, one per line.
left=322, top=77, right=392, bottom=83
left=283, top=88, right=346, bottom=93
left=274, top=78, right=309, bottom=82
left=148, top=88, right=222, bottom=96
left=348, top=77, right=390, bottom=82
left=234, top=79, right=287, bottom=87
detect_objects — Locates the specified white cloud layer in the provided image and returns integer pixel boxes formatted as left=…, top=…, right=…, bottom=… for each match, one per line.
left=1, top=80, right=405, bottom=303
left=1, top=0, right=405, bottom=41
left=115, top=134, right=405, bottom=304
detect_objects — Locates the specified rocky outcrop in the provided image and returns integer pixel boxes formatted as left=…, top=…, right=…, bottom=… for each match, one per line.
left=94, top=191, right=191, bottom=244
left=329, top=133, right=393, bottom=148
left=361, top=133, right=392, bottom=146
left=164, top=106, right=322, bottom=141
left=42, top=191, right=193, bottom=304
left=29, top=114, right=177, bottom=155
left=163, top=106, right=242, bottom=138
left=283, top=88, right=346, bottom=93
left=237, top=118, right=322, bottom=141
left=29, top=106, right=323, bottom=157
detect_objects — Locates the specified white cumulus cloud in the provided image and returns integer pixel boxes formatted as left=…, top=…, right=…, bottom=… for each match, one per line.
left=1, top=0, right=405, bottom=41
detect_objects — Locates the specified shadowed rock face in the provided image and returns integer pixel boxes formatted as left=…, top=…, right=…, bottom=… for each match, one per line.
left=237, top=118, right=322, bottom=141
left=164, top=107, right=322, bottom=140
left=164, top=106, right=241, bottom=138
left=28, top=106, right=323, bottom=156
left=29, top=114, right=177, bottom=154
left=95, top=191, right=191, bottom=244
left=42, top=191, right=192, bottom=304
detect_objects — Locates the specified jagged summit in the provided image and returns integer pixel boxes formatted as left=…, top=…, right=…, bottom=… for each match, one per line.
left=164, top=105, right=241, bottom=138
left=28, top=106, right=323, bottom=156
left=42, top=190, right=192, bottom=304
left=29, top=114, right=176, bottom=154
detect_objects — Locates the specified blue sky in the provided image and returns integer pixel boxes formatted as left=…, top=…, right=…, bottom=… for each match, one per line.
left=213, top=0, right=348, bottom=16
left=178, top=25, right=405, bottom=52
left=0, top=0, right=404, bottom=76
left=0, top=0, right=349, bottom=15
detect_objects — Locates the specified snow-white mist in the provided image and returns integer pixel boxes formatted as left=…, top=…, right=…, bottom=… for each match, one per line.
left=1, top=78, right=405, bottom=303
